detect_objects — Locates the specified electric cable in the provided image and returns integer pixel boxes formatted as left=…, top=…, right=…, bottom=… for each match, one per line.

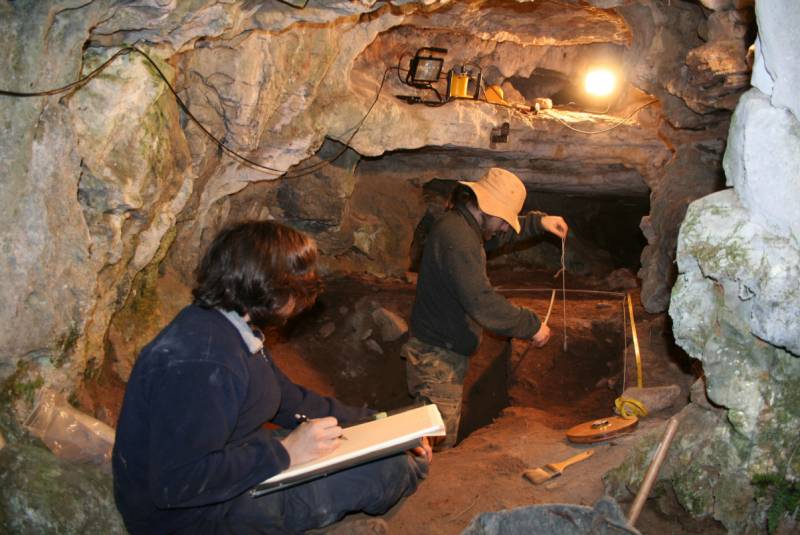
left=0, top=47, right=134, bottom=97
left=396, top=52, right=409, bottom=85
left=0, top=46, right=392, bottom=179
left=540, top=98, right=659, bottom=135
left=276, top=0, right=310, bottom=8
left=284, top=65, right=393, bottom=177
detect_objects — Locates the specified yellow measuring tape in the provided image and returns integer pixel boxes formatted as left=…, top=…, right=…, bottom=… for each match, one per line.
left=627, top=293, right=643, bottom=388
left=615, top=396, right=648, bottom=419
left=615, top=293, right=647, bottom=420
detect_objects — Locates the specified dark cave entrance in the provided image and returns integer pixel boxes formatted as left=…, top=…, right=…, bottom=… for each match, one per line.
left=524, top=189, right=650, bottom=272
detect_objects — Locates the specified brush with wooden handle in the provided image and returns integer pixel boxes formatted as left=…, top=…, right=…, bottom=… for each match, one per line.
left=523, top=449, right=594, bottom=485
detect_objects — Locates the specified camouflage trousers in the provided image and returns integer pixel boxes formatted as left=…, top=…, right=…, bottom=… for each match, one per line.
left=401, top=337, right=469, bottom=449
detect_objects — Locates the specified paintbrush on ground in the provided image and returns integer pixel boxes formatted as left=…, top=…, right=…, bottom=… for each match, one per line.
left=523, top=449, right=594, bottom=485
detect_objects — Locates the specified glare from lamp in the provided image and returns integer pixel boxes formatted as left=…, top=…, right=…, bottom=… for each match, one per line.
left=584, top=69, right=616, bottom=97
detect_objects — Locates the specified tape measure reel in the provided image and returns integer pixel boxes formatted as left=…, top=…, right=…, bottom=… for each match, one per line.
left=566, top=415, right=639, bottom=443
left=615, top=396, right=648, bottom=419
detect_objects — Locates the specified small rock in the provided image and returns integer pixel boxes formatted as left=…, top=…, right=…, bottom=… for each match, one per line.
left=364, top=339, right=383, bottom=354
left=371, top=307, right=408, bottom=342
left=338, top=306, right=348, bottom=315
left=318, top=322, right=336, bottom=339
left=620, top=385, right=682, bottom=414
left=360, top=328, right=373, bottom=341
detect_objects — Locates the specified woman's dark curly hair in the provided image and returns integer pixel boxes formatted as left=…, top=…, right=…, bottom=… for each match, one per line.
left=193, top=220, right=321, bottom=328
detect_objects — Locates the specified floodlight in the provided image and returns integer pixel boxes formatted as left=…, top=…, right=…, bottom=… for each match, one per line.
left=584, top=68, right=617, bottom=97
left=407, top=47, right=447, bottom=87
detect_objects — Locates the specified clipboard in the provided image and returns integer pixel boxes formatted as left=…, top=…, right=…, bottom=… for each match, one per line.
left=251, top=404, right=445, bottom=496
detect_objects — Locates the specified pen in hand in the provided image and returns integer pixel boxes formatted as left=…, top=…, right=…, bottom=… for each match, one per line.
left=294, top=413, right=309, bottom=424
left=294, top=413, right=347, bottom=440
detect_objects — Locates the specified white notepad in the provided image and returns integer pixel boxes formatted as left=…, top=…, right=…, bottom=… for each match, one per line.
left=252, top=404, right=445, bottom=496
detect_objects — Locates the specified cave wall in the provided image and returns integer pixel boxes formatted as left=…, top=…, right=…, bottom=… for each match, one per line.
left=0, top=0, right=752, bottom=429
left=606, top=3, right=800, bottom=533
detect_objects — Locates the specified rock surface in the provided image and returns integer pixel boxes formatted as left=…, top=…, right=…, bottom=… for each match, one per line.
left=0, top=443, right=125, bottom=534
left=607, top=3, right=800, bottom=532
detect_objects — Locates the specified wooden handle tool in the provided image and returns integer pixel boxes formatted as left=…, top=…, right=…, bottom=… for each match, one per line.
left=523, top=449, right=594, bottom=485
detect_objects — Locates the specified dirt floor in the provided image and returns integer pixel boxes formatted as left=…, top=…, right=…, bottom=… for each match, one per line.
left=80, top=267, right=726, bottom=534
left=260, top=269, right=725, bottom=535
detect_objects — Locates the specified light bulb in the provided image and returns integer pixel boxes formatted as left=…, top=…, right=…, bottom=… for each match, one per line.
left=584, top=69, right=616, bottom=97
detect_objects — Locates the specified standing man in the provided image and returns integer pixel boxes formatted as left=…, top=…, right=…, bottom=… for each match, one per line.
left=403, top=167, right=568, bottom=449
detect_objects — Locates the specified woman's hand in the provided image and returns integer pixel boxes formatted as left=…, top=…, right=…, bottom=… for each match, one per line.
left=541, top=216, right=568, bottom=239
left=280, top=417, right=343, bottom=467
left=411, top=436, right=433, bottom=463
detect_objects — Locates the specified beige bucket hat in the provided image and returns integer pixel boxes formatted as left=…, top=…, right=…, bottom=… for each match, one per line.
left=459, top=168, right=526, bottom=233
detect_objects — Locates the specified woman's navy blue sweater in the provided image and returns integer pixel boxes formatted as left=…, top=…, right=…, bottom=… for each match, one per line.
left=112, top=305, right=371, bottom=534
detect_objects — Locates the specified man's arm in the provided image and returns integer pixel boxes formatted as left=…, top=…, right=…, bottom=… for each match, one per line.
left=486, top=212, right=568, bottom=252
left=443, top=233, right=541, bottom=339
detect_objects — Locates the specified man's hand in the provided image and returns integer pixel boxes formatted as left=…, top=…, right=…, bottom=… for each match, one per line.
left=280, top=417, right=343, bottom=467
left=541, top=216, right=568, bottom=239
left=411, top=436, right=433, bottom=463
left=531, top=323, right=551, bottom=348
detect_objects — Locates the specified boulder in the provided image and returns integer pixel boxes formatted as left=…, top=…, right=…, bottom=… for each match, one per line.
left=0, top=443, right=125, bottom=534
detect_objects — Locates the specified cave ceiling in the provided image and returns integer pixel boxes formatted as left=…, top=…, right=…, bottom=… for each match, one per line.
left=132, top=0, right=751, bottom=199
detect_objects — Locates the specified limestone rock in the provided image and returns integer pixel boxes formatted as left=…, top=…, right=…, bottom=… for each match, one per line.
left=604, top=406, right=760, bottom=532
left=666, top=190, right=800, bottom=527
left=673, top=190, right=800, bottom=357
left=364, top=339, right=384, bottom=355
left=461, top=496, right=637, bottom=535
left=755, top=1, right=800, bottom=119
left=750, top=37, right=773, bottom=96
left=723, top=89, right=800, bottom=244
left=619, top=385, right=681, bottom=414
left=371, top=307, right=409, bottom=342
left=0, top=443, right=125, bottom=534
left=319, top=322, right=336, bottom=339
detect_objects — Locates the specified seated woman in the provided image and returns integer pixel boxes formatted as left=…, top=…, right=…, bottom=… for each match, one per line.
left=112, top=220, right=431, bottom=534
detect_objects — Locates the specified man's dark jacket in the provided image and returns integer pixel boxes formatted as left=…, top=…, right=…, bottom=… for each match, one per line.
left=410, top=204, right=546, bottom=356
left=112, top=305, right=371, bottom=534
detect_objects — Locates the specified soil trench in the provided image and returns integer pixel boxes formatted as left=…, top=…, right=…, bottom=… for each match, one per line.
left=263, top=270, right=719, bottom=534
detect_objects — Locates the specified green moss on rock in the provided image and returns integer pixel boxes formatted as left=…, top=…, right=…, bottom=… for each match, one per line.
left=0, top=443, right=125, bottom=534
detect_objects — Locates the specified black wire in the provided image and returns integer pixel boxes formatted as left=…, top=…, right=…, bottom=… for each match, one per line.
left=397, top=52, right=409, bottom=85
left=284, top=66, right=393, bottom=177
left=0, top=47, right=134, bottom=97
left=276, top=0, right=310, bottom=9
left=0, top=46, right=392, bottom=178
